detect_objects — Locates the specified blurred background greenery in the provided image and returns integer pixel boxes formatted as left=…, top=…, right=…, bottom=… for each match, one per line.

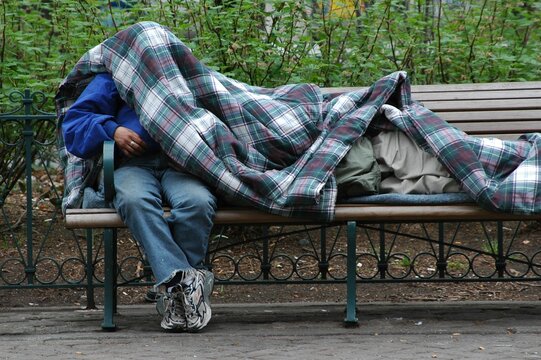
left=1, top=0, right=540, bottom=109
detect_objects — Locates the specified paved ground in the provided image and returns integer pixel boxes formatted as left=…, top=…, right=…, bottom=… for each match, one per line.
left=1, top=301, right=540, bottom=359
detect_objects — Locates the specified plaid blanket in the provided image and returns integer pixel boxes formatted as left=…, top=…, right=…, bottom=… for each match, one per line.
left=56, top=22, right=541, bottom=220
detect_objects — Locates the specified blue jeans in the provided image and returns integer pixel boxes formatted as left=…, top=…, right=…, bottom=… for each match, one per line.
left=113, top=152, right=217, bottom=287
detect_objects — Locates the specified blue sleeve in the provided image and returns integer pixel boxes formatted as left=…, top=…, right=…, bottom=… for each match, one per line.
left=62, top=73, right=121, bottom=159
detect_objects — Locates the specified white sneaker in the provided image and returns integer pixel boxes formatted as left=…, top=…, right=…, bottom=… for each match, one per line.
left=158, top=287, right=187, bottom=331
left=181, top=269, right=214, bottom=332
left=157, top=270, right=196, bottom=331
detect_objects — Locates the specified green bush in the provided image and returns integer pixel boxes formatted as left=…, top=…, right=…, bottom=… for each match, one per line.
left=0, top=0, right=540, bottom=110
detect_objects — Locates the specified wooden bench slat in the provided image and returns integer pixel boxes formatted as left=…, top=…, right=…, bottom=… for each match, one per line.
left=439, top=110, right=541, bottom=123
left=452, top=121, right=541, bottom=135
left=65, top=205, right=541, bottom=229
left=423, top=99, right=540, bottom=111
left=411, top=81, right=541, bottom=92
left=323, top=81, right=541, bottom=95
left=414, top=90, right=541, bottom=101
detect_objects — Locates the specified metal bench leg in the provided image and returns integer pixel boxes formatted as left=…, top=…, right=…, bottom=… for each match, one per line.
left=344, top=220, right=359, bottom=326
left=101, top=228, right=117, bottom=331
left=85, top=229, right=96, bottom=309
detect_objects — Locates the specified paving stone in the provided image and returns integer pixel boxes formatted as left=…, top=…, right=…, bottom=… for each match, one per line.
left=0, top=301, right=540, bottom=359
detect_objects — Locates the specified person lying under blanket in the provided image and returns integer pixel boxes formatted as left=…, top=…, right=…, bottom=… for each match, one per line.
left=335, top=129, right=461, bottom=199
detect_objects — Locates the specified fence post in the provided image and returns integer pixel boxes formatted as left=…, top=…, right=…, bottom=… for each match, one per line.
left=22, top=89, right=36, bottom=284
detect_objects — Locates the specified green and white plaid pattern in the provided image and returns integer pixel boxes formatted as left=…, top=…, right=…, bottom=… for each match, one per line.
left=56, top=22, right=541, bottom=220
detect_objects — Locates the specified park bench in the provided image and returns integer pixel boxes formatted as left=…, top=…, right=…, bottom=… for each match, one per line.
left=64, top=81, right=541, bottom=331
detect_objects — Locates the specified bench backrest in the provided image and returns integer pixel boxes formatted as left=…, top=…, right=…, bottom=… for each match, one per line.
left=325, top=81, right=541, bottom=140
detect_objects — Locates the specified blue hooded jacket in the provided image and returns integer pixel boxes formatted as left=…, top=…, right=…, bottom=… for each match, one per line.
left=62, top=72, right=159, bottom=159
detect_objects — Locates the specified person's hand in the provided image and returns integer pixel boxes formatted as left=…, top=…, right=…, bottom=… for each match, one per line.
left=113, top=126, right=147, bottom=157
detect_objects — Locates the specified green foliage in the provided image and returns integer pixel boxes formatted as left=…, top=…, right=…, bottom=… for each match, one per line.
left=0, top=0, right=540, bottom=109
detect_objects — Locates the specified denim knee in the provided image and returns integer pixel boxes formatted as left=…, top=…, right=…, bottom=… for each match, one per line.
left=113, top=165, right=162, bottom=213
left=185, top=192, right=216, bottom=212
left=117, top=190, right=161, bottom=213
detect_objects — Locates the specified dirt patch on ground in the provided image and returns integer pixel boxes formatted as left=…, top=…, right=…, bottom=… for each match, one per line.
left=2, top=276, right=541, bottom=310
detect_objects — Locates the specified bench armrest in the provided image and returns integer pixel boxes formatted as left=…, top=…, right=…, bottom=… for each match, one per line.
left=103, top=141, right=116, bottom=203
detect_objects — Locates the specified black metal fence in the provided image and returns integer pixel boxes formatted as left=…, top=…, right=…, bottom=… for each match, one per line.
left=2, top=89, right=540, bottom=309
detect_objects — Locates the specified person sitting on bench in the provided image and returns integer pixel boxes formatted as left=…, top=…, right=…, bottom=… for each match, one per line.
left=62, top=72, right=217, bottom=333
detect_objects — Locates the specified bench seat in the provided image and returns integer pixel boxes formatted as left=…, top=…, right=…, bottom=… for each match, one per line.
left=65, top=203, right=541, bottom=228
